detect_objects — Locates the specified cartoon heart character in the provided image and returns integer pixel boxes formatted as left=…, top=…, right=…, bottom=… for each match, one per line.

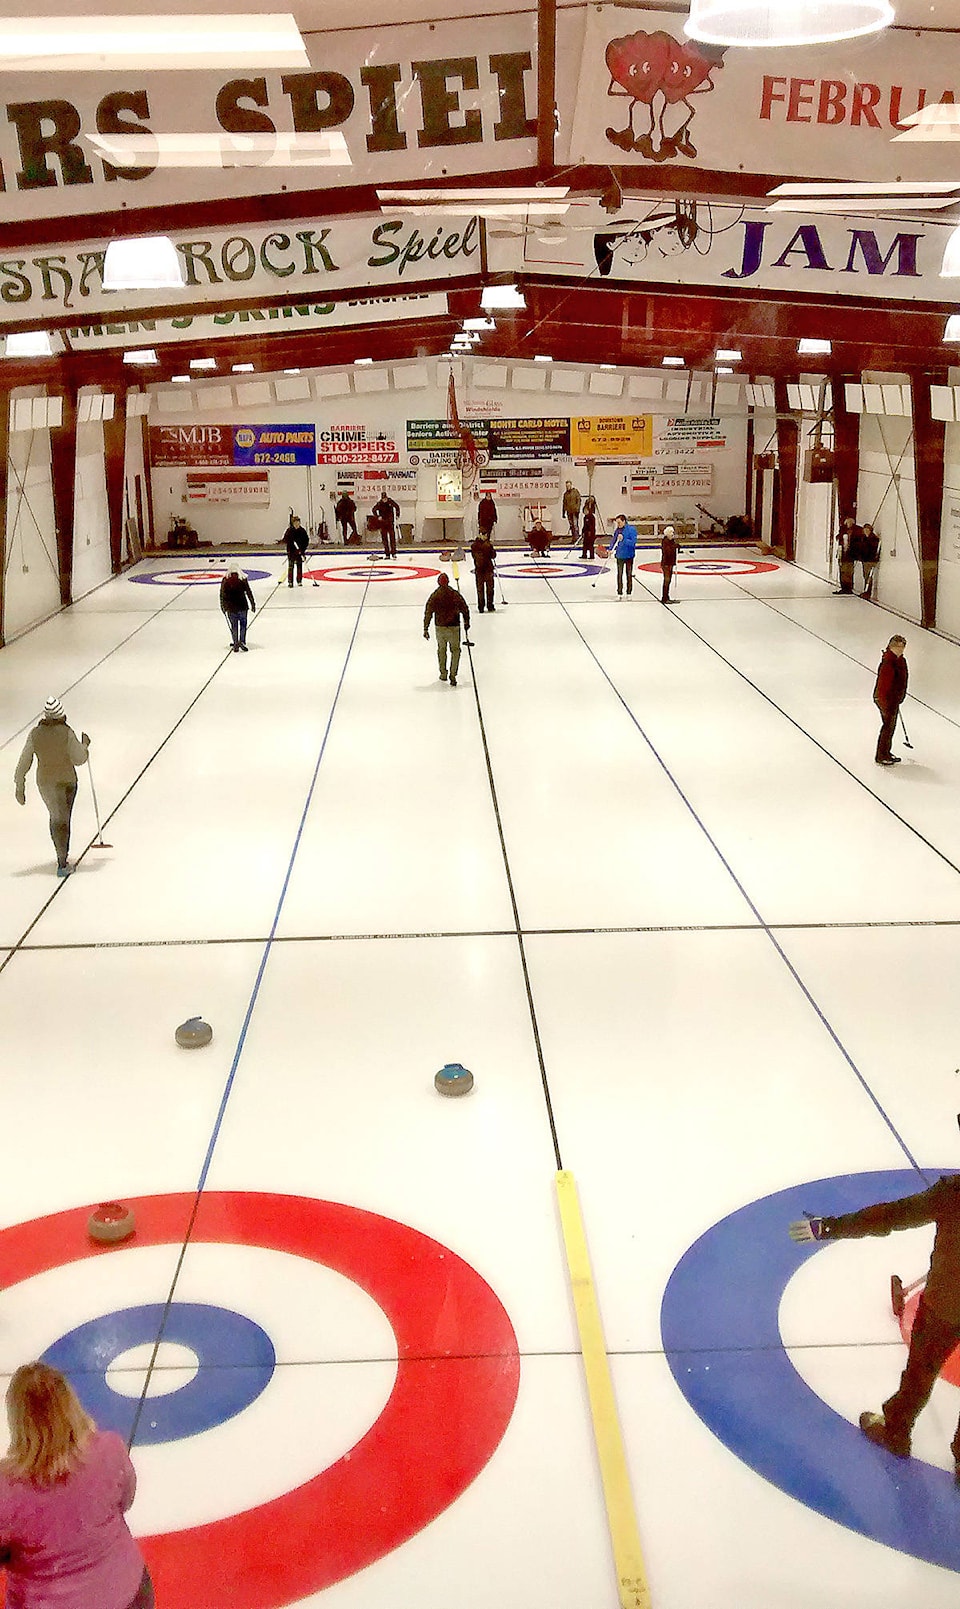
left=605, top=29, right=724, bottom=161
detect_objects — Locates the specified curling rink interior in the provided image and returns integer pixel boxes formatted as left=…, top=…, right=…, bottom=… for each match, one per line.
left=4, top=544, right=960, bottom=1607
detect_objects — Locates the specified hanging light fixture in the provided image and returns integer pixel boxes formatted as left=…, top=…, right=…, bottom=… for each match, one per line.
left=685, top=0, right=894, bottom=48
left=103, top=235, right=185, bottom=290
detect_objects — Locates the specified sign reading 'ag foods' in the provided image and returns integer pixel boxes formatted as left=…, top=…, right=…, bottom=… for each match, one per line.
left=0, top=217, right=479, bottom=325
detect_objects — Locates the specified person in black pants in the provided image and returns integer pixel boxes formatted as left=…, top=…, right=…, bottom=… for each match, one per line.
left=334, top=493, right=358, bottom=544
left=14, top=697, right=91, bottom=877
left=219, top=570, right=256, bottom=652
left=861, top=523, right=880, bottom=598
left=791, top=1161, right=960, bottom=1469
left=581, top=495, right=597, bottom=559
left=874, top=633, right=907, bottom=765
left=834, top=516, right=862, bottom=594
left=372, top=493, right=401, bottom=558
left=471, top=533, right=496, bottom=612
left=660, top=525, right=678, bottom=603
left=283, top=515, right=308, bottom=586
left=477, top=492, right=498, bottom=541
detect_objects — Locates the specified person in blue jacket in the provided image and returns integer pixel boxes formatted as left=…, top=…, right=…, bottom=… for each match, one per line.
left=611, top=513, right=638, bottom=597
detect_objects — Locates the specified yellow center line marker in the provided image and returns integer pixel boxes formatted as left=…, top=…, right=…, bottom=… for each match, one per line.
left=556, top=1169, right=652, bottom=1609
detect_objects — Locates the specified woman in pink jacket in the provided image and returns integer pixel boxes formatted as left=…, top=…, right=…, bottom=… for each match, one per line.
left=0, top=1364, right=152, bottom=1609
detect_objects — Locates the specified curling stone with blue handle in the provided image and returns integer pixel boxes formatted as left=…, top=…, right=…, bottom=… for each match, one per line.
left=434, top=1062, right=474, bottom=1097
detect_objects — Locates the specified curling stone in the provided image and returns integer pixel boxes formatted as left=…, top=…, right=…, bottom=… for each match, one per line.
left=88, top=1202, right=136, bottom=1244
left=434, top=1062, right=474, bottom=1098
left=175, top=1016, right=213, bottom=1049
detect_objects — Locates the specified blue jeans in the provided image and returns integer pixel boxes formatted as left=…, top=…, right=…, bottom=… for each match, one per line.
left=226, top=608, right=248, bottom=647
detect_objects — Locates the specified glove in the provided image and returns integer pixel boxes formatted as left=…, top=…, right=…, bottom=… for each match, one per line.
left=81, top=732, right=90, bottom=746
left=15, top=789, right=24, bottom=806
left=423, top=629, right=429, bottom=640
left=789, top=1216, right=827, bottom=1244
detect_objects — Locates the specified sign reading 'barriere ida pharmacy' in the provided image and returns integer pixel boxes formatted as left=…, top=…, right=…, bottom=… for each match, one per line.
left=570, top=7, right=960, bottom=182
left=0, top=217, right=479, bottom=326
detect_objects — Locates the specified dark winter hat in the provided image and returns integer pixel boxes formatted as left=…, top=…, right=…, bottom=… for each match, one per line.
left=42, top=696, right=65, bottom=720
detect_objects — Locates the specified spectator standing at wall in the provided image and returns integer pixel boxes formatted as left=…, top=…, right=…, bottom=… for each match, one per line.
left=612, top=513, right=638, bottom=598
left=660, top=524, right=678, bottom=603
left=0, top=1362, right=153, bottom=1609
left=372, top=492, right=401, bottom=558
left=562, top=481, right=581, bottom=541
left=220, top=569, right=256, bottom=653
left=834, top=516, right=862, bottom=595
left=283, top=514, right=309, bottom=586
left=581, top=495, right=598, bottom=559
left=471, top=532, right=497, bottom=613
left=14, top=696, right=90, bottom=878
left=860, top=523, right=880, bottom=598
left=334, top=492, right=359, bottom=544
left=423, top=573, right=470, bottom=687
left=477, top=492, right=498, bottom=539
left=874, top=633, right=908, bottom=766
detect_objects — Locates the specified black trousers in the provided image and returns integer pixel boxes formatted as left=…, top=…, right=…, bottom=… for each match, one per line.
left=875, top=700, right=899, bottom=762
left=337, top=515, right=358, bottom=542
left=616, top=557, right=633, bottom=595
left=287, top=551, right=303, bottom=585
left=38, top=778, right=78, bottom=868
left=882, top=1294, right=960, bottom=1455
left=661, top=565, right=674, bottom=602
left=476, top=571, right=494, bottom=610
left=581, top=535, right=595, bottom=559
left=380, top=524, right=397, bottom=557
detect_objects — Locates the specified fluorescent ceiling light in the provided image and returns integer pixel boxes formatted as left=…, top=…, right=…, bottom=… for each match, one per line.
left=716, top=367, right=734, bottom=375
left=662, top=356, right=685, bottom=367
left=600, top=364, right=615, bottom=371
left=798, top=338, right=832, bottom=355
left=684, top=0, right=893, bottom=48
left=895, top=104, right=960, bottom=140
left=770, top=181, right=960, bottom=196
left=284, top=368, right=301, bottom=375
left=87, top=131, right=350, bottom=169
left=355, top=358, right=373, bottom=365
left=944, top=315, right=960, bottom=341
left=391, top=203, right=569, bottom=219
left=171, top=375, right=191, bottom=383
left=463, top=317, right=496, bottom=331
left=768, top=197, right=957, bottom=213
left=123, top=348, right=158, bottom=364
left=232, top=363, right=255, bottom=373
left=534, top=355, right=552, bottom=363
left=378, top=187, right=569, bottom=203
left=716, top=349, right=742, bottom=361
left=942, top=226, right=960, bottom=277
left=0, top=14, right=309, bottom=70
left=190, top=357, right=217, bottom=369
left=103, top=235, right=184, bottom=291
left=481, top=284, right=525, bottom=310
left=5, top=330, right=52, bottom=357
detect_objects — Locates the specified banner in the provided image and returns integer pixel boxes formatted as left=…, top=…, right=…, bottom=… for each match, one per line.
left=478, top=465, right=561, bottom=500
left=186, top=471, right=270, bottom=505
left=64, top=293, right=449, bottom=351
left=0, top=215, right=479, bottom=326
left=570, top=415, right=652, bottom=458
left=0, top=14, right=539, bottom=224
left=499, top=201, right=956, bottom=307
left=629, top=464, right=713, bottom=498
left=570, top=7, right=960, bottom=182
left=407, top=419, right=465, bottom=455
left=656, top=419, right=727, bottom=455
left=316, top=425, right=399, bottom=465
left=487, top=418, right=570, bottom=459
left=334, top=468, right=419, bottom=500
left=150, top=423, right=315, bottom=467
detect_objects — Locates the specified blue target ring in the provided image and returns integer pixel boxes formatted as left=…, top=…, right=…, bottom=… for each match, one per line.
left=130, top=568, right=272, bottom=586
left=42, top=1302, right=275, bottom=1445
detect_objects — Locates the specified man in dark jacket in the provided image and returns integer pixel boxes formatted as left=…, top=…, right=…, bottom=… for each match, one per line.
left=860, top=523, right=880, bottom=598
left=477, top=492, right=498, bottom=538
left=834, top=516, right=862, bottom=594
left=14, top=696, right=90, bottom=876
left=874, top=633, right=907, bottom=765
left=372, top=493, right=401, bottom=558
left=283, top=515, right=309, bottom=586
left=790, top=1168, right=960, bottom=1467
left=334, top=492, right=358, bottom=544
left=470, top=533, right=497, bottom=613
left=660, top=524, right=678, bottom=604
left=423, top=573, right=470, bottom=686
left=219, top=570, right=256, bottom=652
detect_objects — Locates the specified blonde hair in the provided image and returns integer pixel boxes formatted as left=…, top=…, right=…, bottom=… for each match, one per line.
left=2, top=1364, right=95, bottom=1486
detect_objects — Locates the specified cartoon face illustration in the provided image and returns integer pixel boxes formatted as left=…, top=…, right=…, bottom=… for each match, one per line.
left=605, top=29, right=725, bottom=162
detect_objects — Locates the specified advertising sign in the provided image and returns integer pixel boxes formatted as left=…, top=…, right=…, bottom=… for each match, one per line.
left=570, top=415, right=652, bottom=458
left=570, top=6, right=960, bottom=183
left=186, top=471, right=270, bottom=505
left=478, top=465, right=561, bottom=501
left=407, top=419, right=467, bottom=454
left=629, top=463, right=713, bottom=498
left=65, top=293, right=449, bottom=351
left=487, top=418, right=570, bottom=460
left=317, top=426, right=399, bottom=465
left=657, top=418, right=727, bottom=454
left=335, top=468, right=419, bottom=501
left=150, top=424, right=315, bottom=467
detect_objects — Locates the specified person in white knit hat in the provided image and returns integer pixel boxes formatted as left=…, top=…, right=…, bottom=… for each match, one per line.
left=14, top=698, right=91, bottom=876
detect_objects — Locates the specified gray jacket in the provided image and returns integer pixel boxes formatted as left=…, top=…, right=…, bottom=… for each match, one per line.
left=15, top=717, right=89, bottom=791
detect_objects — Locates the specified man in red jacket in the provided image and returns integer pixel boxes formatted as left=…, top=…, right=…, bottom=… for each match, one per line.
left=874, top=633, right=908, bottom=766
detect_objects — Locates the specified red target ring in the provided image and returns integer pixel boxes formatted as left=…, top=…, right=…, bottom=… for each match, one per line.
left=305, top=565, right=439, bottom=584
left=0, top=1192, right=520, bottom=1608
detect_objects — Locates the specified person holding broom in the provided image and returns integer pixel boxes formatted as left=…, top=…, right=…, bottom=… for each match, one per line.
left=14, top=696, right=90, bottom=877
